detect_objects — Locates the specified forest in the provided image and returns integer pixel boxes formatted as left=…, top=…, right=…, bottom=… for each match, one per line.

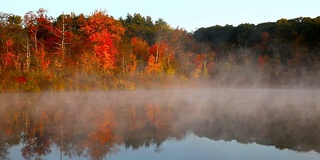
left=0, top=8, right=320, bottom=92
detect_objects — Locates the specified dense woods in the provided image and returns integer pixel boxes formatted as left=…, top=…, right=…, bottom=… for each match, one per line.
left=0, top=9, right=319, bottom=92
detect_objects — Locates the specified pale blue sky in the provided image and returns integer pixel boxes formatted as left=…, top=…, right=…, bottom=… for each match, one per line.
left=1, top=0, right=320, bottom=32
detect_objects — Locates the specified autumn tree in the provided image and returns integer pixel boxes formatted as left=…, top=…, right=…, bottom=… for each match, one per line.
left=50, top=13, right=74, bottom=70
left=130, top=37, right=149, bottom=68
left=146, top=39, right=169, bottom=74
left=23, top=8, right=54, bottom=73
left=24, top=9, right=52, bottom=53
left=0, top=13, right=25, bottom=72
left=81, top=10, right=125, bottom=73
left=145, top=19, right=182, bottom=75
left=163, top=28, right=189, bottom=74
left=3, top=39, right=15, bottom=69
left=153, top=18, right=171, bottom=63
left=145, top=54, right=163, bottom=75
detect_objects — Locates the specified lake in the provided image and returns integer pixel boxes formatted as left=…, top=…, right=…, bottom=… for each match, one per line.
left=1, top=88, right=320, bottom=160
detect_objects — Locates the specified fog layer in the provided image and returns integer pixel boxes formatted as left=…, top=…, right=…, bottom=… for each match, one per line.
left=1, top=88, right=320, bottom=159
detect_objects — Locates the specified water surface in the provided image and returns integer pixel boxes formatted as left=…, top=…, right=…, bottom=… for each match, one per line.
left=1, top=88, right=320, bottom=160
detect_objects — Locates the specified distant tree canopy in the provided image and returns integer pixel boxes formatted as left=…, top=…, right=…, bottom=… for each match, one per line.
left=0, top=9, right=319, bottom=92
left=193, top=16, right=320, bottom=59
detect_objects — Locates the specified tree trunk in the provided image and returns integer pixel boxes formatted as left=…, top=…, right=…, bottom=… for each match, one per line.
left=155, top=113, right=158, bottom=129
left=34, top=31, right=37, bottom=53
left=156, top=43, right=160, bottom=63
left=26, top=36, right=31, bottom=72
left=61, top=12, right=65, bottom=66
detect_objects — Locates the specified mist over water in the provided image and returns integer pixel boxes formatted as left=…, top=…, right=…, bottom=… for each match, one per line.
left=1, top=88, right=320, bottom=159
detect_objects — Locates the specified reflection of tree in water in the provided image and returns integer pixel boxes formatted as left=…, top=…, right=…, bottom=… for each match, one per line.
left=0, top=95, right=189, bottom=159
left=119, top=102, right=186, bottom=151
left=21, top=132, right=52, bottom=160
left=20, top=104, right=52, bottom=160
left=1, top=92, right=320, bottom=159
left=0, top=104, right=10, bottom=160
left=0, top=131, right=10, bottom=160
left=192, top=103, right=320, bottom=153
left=82, top=107, right=118, bottom=160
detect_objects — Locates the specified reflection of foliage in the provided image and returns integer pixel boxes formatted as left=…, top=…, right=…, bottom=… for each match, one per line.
left=0, top=132, right=10, bottom=160
left=192, top=104, right=320, bottom=153
left=21, top=135, right=52, bottom=160
left=0, top=93, right=187, bottom=159
left=83, top=109, right=117, bottom=160
left=1, top=91, right=320, bottom=159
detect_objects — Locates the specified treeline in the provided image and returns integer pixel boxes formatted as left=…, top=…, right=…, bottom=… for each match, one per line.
left=193, top=17, right=320, bottom=85
left=0, top=9, right=319, bottom=92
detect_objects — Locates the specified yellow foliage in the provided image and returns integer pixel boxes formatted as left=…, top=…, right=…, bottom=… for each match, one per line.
left=166, top=65, right=175, bottom=75
left=192, top=68, right=201, bottom=78
left=127, top=54, right=138, bottom=74
left=203, top=67, right=209, bottom=78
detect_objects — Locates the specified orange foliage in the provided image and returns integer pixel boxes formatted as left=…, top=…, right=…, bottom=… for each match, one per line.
left=131, top=37, right=149, bottom=61
left=127, top=54, right=138, bottom=74
left=145, top=55, right=162, bottom=74
left=84, top=109, right=116, bottom=159
left=145, top=103, right=161, bottom=128
left=36, top=46, right=51, bottom=72
left=3, top=52, right=16, bottom=67
left=82, top=10, right=125, bottom=71
left=88, top=109, right=115, bottom=145
left=194, top=54, right=205, bottom=69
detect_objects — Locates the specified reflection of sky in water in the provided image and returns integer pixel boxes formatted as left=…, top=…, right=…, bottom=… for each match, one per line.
left=3, top=89, right=320, bottom=160
left=108, top=133, right=319, bottom=160
left=7, top=133, right=320, bottom=160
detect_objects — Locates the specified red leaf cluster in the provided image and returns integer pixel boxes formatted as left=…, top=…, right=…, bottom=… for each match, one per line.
left=14, top=76, right=27, bottom=84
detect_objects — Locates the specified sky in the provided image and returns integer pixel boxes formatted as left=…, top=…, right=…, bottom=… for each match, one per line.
left=1, top=0, right=320, bottom=32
